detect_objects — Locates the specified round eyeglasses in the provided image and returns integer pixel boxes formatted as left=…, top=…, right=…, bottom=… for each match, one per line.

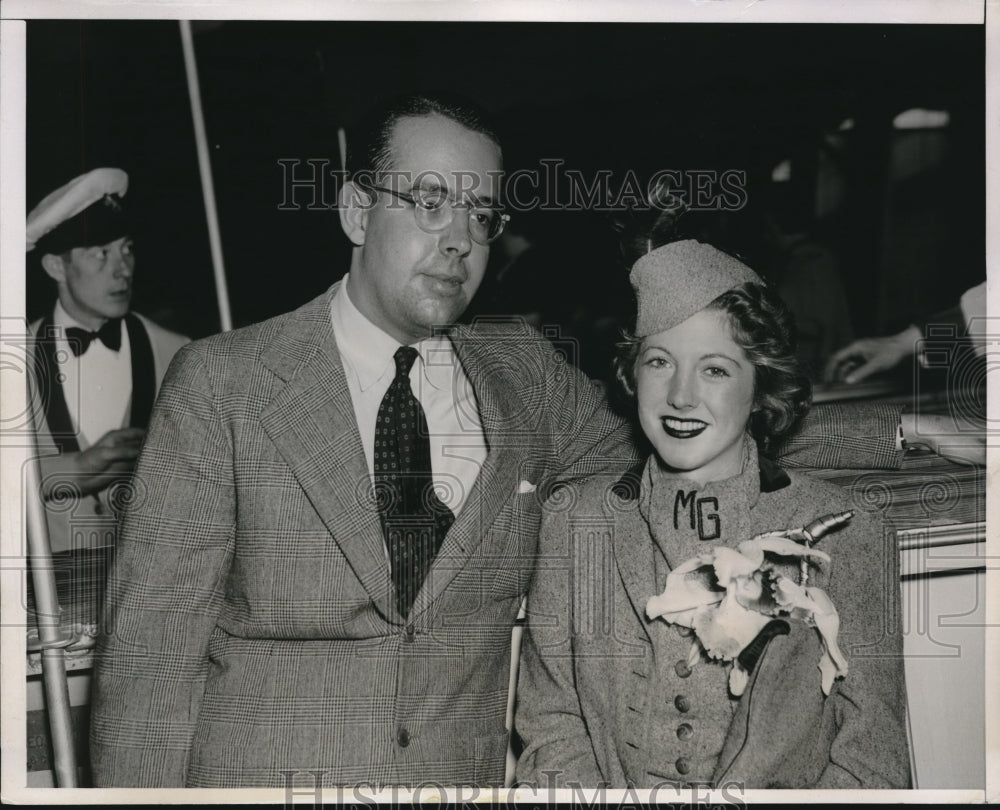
left=366, top=184, right=510, bottom=245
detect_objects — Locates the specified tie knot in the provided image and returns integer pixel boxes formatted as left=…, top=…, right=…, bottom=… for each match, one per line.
left=393, top=346, right=419, bottom=378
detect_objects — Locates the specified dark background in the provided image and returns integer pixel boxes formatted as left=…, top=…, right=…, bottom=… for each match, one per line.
left=25, top=20, right=985, bottom=381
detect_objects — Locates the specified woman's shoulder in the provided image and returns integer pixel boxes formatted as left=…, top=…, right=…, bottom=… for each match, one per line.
left=759, top=463, right=882, bottom=530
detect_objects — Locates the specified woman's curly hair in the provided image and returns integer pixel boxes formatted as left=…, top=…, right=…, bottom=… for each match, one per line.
left=614, top=281, right=812, bottom=455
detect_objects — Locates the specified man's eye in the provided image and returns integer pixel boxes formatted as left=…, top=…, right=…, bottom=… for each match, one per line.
left=471, top=209, right=494, bottom=227
left=414, top=187, right=448, bottom=210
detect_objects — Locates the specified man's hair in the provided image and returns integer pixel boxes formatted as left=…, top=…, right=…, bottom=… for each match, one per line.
left=614, top=282, right=812, bottom=454
left=346, top=92, right=503, bottom=182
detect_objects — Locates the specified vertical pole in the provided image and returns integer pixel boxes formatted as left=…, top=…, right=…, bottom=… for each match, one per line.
left=179, top=20, right=233, bottom=332
left=24, top=433, right=77, bottom=786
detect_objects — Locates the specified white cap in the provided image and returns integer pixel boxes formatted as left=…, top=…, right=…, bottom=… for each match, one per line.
left=26, top=168, right=128, bottom=252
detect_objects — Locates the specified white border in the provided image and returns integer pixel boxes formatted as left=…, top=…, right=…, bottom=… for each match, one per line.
left=0, top=0, right=988, bottom=24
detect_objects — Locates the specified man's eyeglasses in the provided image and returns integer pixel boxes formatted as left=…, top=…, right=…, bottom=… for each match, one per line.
left=365, top=184, right=509, bottom=245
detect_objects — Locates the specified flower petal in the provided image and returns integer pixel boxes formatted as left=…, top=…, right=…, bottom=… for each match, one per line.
left=646, top=560, right=723, bottom=626
left=729, top=660, right=749, bottom=696
left=692, top=587, right=771, bottom=661
left=710, top=546, right=760, bottom=586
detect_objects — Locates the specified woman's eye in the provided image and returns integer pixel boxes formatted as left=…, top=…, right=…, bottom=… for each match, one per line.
left=704, top=366, right=730, bottom=378
left=645, top=356, right=669, bottom=369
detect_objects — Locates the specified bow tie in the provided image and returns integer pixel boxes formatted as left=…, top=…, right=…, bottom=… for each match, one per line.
left=65, top=319, right=123, bottom=356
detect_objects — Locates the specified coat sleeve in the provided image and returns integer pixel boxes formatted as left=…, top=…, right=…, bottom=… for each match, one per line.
left=89, top=345, right=236, bottom=787
left=772, top=402, right=904, bottom=470
left=514, top=501, right=605, bottom=788
left=816, top=509, right=911, bottom=788
left=539, top=343, right=639, bottom=485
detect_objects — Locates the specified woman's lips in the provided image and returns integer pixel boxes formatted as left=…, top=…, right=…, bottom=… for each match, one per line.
left=661, top=416, right=708, bottom=439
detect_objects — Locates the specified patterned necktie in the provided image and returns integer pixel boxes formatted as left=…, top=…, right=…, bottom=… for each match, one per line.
left=65, top=318, right=122, bottom=356
left=374, top=346, right=455, bottom=617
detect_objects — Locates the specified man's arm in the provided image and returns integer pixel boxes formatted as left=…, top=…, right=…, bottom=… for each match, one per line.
left=771, top=402, right=904, bottom=470
left=36, top=427, right=145, bottom=498
left=89, top=346, right=236, bottom=787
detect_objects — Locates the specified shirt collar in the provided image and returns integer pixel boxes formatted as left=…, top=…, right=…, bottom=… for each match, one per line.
left=52, top=299, right=125, bottom=340
left=53, top=299, right=94, bottom=332
left=331, top=275, right=455, bottom=393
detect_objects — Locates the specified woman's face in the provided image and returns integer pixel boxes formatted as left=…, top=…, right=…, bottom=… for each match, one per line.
left=635, top=308, right=756, bottom=486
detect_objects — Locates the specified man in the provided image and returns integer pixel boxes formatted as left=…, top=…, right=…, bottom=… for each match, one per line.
left=90, top=94, right=932, bottom=789
left=28, top=167, right=188, bottom=557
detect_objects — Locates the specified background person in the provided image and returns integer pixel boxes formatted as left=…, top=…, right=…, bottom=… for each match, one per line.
left=824, top=280, right=988, bottom=385
left=27, top=167, right=189, bottom=555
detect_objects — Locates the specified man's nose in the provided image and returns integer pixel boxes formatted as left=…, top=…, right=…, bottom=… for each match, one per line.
left=111, top=249, right=134, bottom=278
left=667, top=370, right=698, bottom=410
left=438, top=207, right=473, bottom=257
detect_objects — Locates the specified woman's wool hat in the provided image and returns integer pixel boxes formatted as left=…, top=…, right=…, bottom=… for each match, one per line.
left=630, top=239, right=763, bottom=337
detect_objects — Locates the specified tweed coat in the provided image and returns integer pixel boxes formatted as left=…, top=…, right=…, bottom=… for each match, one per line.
left=89, top=282, right=904, bottom=788
left=29, top=311, right=189, bottom=553
left=514, top=445, right=911, bottom=789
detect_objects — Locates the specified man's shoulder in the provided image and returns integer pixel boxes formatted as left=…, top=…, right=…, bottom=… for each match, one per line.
left=178, top=286, right=336, bottom=362
left=454, top=317, right=581, bottom=373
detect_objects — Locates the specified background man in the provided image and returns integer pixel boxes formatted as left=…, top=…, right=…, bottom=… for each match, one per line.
left=28, top=167, right=188, bottom=557
left=90, top=95, right=932, bottom=788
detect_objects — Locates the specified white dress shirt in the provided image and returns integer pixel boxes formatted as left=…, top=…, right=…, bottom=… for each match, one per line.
left=330, top=276, right=487, bottom=517
left=52, top=300, right=132, bottom=447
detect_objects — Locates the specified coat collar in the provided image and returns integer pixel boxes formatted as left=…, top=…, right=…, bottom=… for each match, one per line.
left=258, top=283, right=526, bottom=622
left=609, top=441, right=790, bottom=642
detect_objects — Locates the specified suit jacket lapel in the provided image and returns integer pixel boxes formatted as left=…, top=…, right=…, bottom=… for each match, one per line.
left=259, top=284, right=399, bottom=623
left=611, top=472, right=661, bottom=645
left=409, top=325, right=523, bottom=618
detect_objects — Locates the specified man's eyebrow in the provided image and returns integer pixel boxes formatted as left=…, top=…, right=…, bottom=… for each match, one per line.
left=414, top=180, right=498, bottom=209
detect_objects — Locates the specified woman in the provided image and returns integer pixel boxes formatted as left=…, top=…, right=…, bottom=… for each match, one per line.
left=514, top=238, right=911, bottom=789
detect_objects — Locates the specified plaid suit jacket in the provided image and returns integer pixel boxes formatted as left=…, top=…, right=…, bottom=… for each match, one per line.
left=89, top=283, right=903, bottom=788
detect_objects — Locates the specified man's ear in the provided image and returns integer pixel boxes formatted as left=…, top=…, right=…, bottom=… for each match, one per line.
left=339, top=180, right=374, bottom=247
left=40, top=253, right=67, bottom=284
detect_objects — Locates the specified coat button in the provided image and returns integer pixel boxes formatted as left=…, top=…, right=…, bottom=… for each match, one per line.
left=676, top=723, right=694, bottom=741
left=674, top=660, right=692, bottom=678
left=674, top=695, right=691, bottom=713
left=675, top=757, right=691, bottom=775
left=93, top=501, right=104, bottom=516
left=396, top=727, right=410, bottom=747
left=404, top=624, right=415, bottom=642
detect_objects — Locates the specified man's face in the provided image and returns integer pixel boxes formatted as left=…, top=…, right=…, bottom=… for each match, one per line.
left=347, top=114, right=503, bottom=344
left=57, top=236, right=135, bottom=329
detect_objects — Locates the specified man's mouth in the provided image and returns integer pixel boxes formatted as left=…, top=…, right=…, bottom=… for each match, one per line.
left=424, top=273, right=466, bottom=296
left=661, top=416, right=708, bottom=439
